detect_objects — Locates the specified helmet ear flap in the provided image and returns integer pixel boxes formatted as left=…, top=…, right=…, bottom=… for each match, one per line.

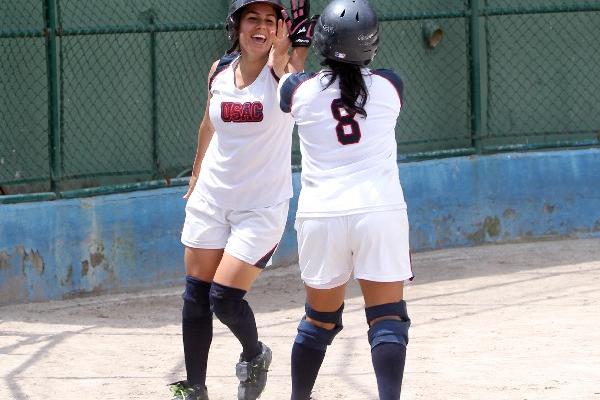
left=226, top=14, right=237, bottom=42
left=225, top=10, right=242, bottom=53
left=363, top=34, right=379, bottom=65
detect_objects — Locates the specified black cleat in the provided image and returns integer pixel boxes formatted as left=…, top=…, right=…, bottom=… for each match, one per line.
left=236, top=342, right=272, bottom=400
left=168, top=380, right=209, bottom=400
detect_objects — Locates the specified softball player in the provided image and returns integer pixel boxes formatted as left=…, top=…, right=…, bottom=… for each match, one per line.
left=278, top=1, right=413, bottom=399
left=170, top=1, right=316, bottom=399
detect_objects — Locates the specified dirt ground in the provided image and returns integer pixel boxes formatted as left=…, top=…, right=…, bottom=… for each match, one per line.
left=1, top=238, right=600, bottom=400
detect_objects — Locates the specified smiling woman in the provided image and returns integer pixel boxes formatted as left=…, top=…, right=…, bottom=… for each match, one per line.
left=228, top=2, right=281, bottom=56
left=166, top=1, right=316, bottom=400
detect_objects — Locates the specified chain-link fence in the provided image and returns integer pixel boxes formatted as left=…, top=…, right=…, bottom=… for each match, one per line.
left=1, top=0, right=600, bottom=201
left=484, top=3, right=600, bottom=150
left=1, top=0, right=50, bottom=193
left=1, top=0, right=229, bottom=199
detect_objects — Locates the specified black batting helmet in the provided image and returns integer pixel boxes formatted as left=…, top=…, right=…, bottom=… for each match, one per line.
left=226, top=0, right=285, bottom=42
left=313, top=0, right=379, bottom=65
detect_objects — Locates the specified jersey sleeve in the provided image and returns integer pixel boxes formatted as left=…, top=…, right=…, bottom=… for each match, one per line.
left=278, top=72, right=316, bottom=113
left=208, top=52, right=239, bottom=90
left=277, top=73, right=294, bottom=113
left=372, top=69, right=404, bottom=108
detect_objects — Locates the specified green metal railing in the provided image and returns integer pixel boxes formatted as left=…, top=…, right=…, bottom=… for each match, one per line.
left=1, top=0, right=599, bottom=203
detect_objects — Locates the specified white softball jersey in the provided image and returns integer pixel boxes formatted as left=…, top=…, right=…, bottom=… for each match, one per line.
left=278, top=68, right=407, bottom=217
left=193, top=52, right=295, bottom=210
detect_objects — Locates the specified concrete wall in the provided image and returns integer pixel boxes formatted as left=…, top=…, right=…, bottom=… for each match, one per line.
left=1, top=149, right=599, bottom=305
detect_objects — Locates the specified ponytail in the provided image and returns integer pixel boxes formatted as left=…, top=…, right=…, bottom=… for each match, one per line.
left=321, top=59, right=368, bottom=118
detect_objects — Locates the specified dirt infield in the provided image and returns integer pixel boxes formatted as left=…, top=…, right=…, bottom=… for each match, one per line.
left=2, top=238, right=600, bottom=400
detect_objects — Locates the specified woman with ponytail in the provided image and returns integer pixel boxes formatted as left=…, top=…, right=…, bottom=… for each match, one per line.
left=278, top=1, right=413, bottom=399
left=171, top=1, right=317, bottom=399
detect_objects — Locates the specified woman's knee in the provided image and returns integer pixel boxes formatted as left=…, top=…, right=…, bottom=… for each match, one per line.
left=208, top=281, right=249, bottom=325
left=182, top=276, right=213, bottom=322
left=295, top=303, right=345, bottom=351
left=365, top=301, right=411, bottom=350
left=184, top=247, right=223, bottom=281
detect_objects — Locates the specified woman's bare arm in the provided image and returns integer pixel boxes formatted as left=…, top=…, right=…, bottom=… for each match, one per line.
left=183, top=59, right=219, bottom=199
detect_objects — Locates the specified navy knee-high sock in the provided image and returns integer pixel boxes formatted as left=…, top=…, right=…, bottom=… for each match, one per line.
left=290, top=342, right=326, bottom=400
left=227, top=303, right=261, bottom=361
left=371, top=343, right=406, bottom=400
left=182, top=277, right=213, bottom=386
left=210, top=282, right=261, bottom=361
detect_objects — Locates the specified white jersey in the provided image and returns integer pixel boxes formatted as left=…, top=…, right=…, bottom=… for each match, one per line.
left=194, top=53, right=295, bottom=210
left=278, top=68, right=407, bottom=217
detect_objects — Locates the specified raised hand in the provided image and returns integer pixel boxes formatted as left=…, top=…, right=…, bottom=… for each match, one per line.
left=271, top=18, right=291, bottom=55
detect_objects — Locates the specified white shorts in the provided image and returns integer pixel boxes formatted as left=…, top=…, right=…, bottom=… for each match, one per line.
left=295, top=209, right=413, bottom=289
left=181, top=195, right=289, bottom=268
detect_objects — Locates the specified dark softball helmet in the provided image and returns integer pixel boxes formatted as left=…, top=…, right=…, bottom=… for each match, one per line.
left=313, top=0, right=379, bottom=65
left=226, top=0, right=285, bottom=42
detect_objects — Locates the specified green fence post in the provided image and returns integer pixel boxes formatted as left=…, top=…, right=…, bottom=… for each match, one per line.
left=45, top=0, right=61, bottom=191
left=148, top=10, right=160, bottom=180
left=469, top=0, right=487, bottom=153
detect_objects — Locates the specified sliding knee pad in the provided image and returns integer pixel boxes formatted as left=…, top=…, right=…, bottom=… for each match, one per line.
left=182, top=276, right=212, bottom=321
left=365, top=301, right=411, bottom=350
left=295, top=303, right=344, bottom=351
left=209, top=282, right=249, bottom=326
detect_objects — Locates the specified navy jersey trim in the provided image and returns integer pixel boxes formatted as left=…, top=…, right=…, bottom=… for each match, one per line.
left=209, top=52, right=239, bottom=90
left=270, top=66, right=280, bottom=82
left=255, top=244, right=278, bottom=268
left=372, top=69, right=404, bottom=106
left=279, top=72, right=317, bottom=113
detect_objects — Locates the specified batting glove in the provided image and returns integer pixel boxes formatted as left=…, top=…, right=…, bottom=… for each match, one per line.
left=282, top=0, right=318, bottom=47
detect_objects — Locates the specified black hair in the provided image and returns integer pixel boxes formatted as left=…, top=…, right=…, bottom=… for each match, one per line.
left=321, top=58, right=368, bottom=118
left=226, top=16, right=241, bottom=54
